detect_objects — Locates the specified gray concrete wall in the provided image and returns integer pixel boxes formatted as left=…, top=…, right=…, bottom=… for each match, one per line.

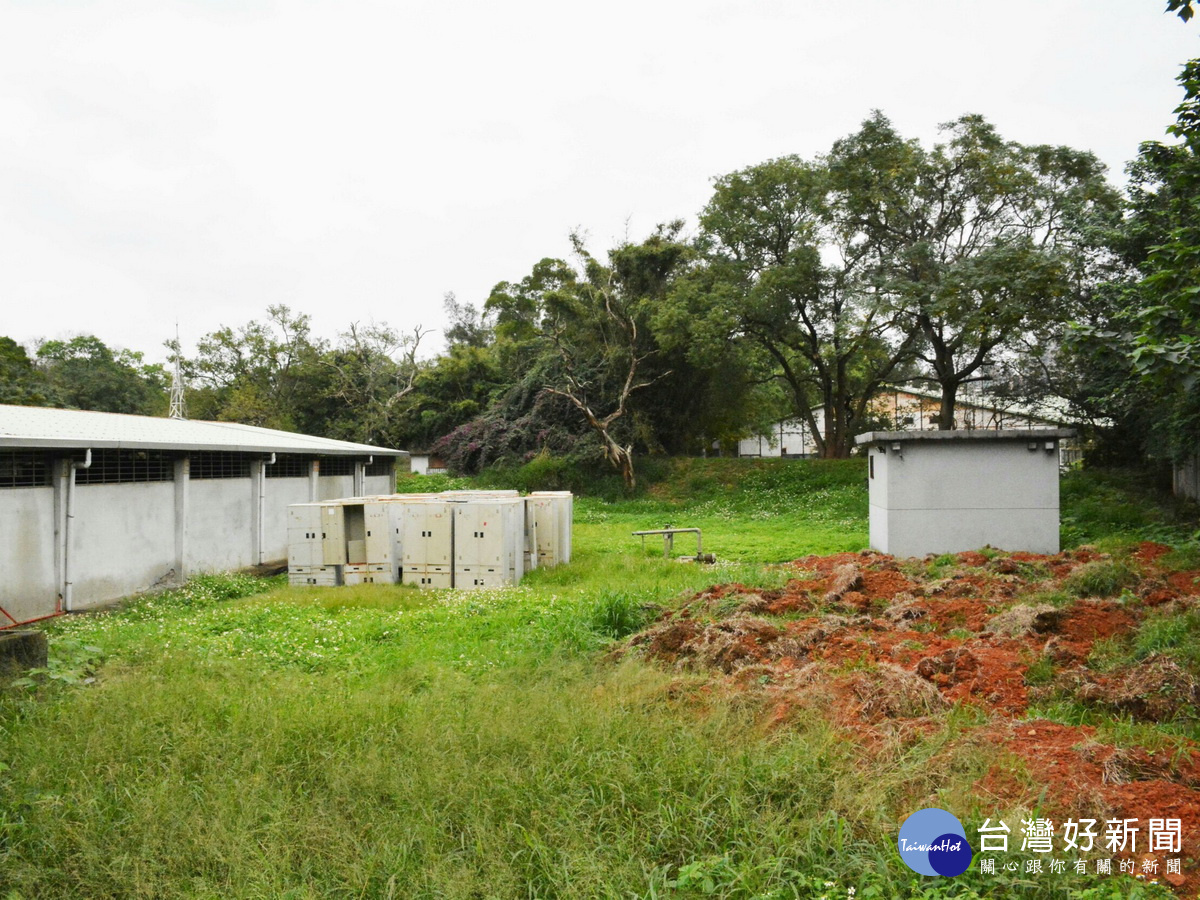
left=262, top=478, right=311, bottom=561
left=186, top=479, right=256, bottom=573
left=73, top=481, right=177, bottom=606
left=866, top=438, right=1061, bottom=557
left=317, top=475, right=355, bottom=501
left=1, top=458, right=406, bottom=623
left=0, top=487, right=57, bottom=625
left=364, top=473, right=394, bottom=496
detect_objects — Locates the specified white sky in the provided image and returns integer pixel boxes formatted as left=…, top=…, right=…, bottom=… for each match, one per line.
left=1, top=1, right=1196, bottom=363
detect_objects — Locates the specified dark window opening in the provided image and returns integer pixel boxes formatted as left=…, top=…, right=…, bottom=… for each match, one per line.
left=267, top=454, right=313, bottom=478
left=365, top=457, right=394, bottom=477
left=318, top=456, right=355, bottom=477
left=77, top=449, right=175, bottom=485
left=190, top=451, right=251, bottom=479
left=0, top=451, right=50, bottom=488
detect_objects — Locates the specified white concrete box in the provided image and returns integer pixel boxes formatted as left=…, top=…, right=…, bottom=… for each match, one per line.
left=400, top=501, right=452, bottom=568
left=855, top=429, right=1074, bottom=558
left=288, top=565, right=342, bottom=587
left=527, top=492, right=573, bottom=566
left=403, top=564, right=452, bottom=589
left=343, top=563, right=395, bottom=585
left=452, top=497, right=524, bottom=582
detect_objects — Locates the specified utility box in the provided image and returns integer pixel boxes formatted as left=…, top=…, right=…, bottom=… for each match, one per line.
left=527, top=492, right=573, bottom=567
left=855, top=429, right=1075, bottom=558
left=452, top=497, right=524, bottom=589
left=319, top=503, right=347, bottom=565
left=400, top=499, right=453, bottom=587
left=287, top=504, right=325, bottom=568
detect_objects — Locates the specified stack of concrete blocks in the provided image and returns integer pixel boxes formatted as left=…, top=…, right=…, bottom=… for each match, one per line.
left=286, top=501, right=346, bottom=586
left=287, top=498, right=401, bottom=586
left=451, top=495, right=525, bottom=589
left=399, top=497, right=454, bottom=588
left=341, top=498, right=400, bottom=585
left=526, top=491, right=573, bottom=568
left=286, top=489, right=571, bottom=590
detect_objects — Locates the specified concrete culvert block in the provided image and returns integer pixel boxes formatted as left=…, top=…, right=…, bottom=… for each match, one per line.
left=0, top=630, right=48, bottom=679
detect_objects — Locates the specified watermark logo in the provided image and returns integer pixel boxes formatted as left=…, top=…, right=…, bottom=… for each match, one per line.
left=898, top=808, right=973, bottom=877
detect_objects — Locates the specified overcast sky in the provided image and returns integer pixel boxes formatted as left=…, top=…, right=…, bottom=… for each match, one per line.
left=1, top=1, right=1196, bottom=363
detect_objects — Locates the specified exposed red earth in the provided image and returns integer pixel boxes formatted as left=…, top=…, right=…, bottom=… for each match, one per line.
left=620, top=543, right=1200, bottom=895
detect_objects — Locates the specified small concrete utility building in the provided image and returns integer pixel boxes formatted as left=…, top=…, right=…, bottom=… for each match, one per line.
left=855, top=429, right=1075, bottom=558
left=0, top=404, right=406, bottom=627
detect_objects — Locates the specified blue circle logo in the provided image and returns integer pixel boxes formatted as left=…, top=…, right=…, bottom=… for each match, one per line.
left=897, top=809, right=972, bottom=877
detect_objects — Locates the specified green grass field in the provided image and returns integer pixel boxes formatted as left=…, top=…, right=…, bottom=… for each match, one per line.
left=1, top=460, right=1194, bottom=899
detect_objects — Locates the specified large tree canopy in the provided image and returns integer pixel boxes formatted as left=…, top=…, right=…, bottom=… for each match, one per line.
left=827, top=112, right=1118, bottom=429
left=661, top=155, right=916, bottom=458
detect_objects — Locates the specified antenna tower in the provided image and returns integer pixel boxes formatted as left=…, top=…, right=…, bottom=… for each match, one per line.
left=169, top=323, right=187, bottom=420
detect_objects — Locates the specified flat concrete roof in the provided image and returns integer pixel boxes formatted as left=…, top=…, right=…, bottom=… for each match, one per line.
left=0, top=404, right=408, bottom=457
left=855, top=428, right=1076, bottom=446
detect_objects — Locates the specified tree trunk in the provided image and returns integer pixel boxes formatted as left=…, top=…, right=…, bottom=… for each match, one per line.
left=937, top=380, right=959, bottom=430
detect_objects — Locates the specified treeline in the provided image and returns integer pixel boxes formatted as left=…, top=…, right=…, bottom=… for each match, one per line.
left=4, top=89, right=1200, bottom=486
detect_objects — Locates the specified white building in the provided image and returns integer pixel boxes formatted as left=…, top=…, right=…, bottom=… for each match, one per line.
left=0, top=405, right=406, bottom=627
left=734, top=388, right=1067, bottom=459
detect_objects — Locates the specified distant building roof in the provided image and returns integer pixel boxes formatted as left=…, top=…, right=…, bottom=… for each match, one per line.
left=0, top=405, right=407, bottom=457
left=884, top=384, right=1066, bottom=425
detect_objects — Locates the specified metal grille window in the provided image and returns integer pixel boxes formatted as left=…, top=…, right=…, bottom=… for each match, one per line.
left=317, top=456, right=355, bottom=477
left=76, top=450, right=175, bottom=485
left=0, top=451, right=50, bottom=488
left=267, top=454, right=313, bottom=478
left=365, top=457, right=394, bottom=477
left=189, top=451, right=251, bottom=479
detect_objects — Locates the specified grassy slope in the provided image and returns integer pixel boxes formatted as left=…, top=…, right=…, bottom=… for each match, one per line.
left=0, top=461, right=1192, bottom=899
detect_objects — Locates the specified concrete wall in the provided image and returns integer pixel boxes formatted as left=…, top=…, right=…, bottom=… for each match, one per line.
left=73, top=482, right=177, bottom=606
left=185, top=479, right=256, bottom=573
left=262, top=477, right=311, bottom=561
left=317, top=475, right=354, bottom=501
left=364, top=473, right=393, bottom=496
left=0, top=487, right=57, bottom=625
left=866, top=437, right=1062, bottom=557
left=1, top=457, right=404, bottom=625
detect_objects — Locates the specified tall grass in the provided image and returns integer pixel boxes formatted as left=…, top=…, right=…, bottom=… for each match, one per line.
left=2, top=461, right=1192, bottom=898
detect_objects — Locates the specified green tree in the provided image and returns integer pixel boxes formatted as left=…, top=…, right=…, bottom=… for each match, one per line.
left=186, top=305, right=324, bottom=430
left=827, top=112, right=1118, bottom=429
left=541, top=227, right=687, bottom=487
left=0, top=337, right=52, bottom=406
left=316, top=322, right=429, bottom=444
left=1105, top=59, right=1200, bottom=457
left=662, top=155, right=918, bottom=458
left=478, top=227, right=688, bottom=487
left=36, top=335, right=167, bottom=415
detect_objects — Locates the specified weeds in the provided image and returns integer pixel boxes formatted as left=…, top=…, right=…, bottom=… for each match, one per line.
left=1063, top=561, right=1138, bottom=598
left=1, top=463, right=1196, bottom=899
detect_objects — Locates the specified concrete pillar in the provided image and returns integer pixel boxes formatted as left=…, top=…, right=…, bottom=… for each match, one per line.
left=53, top=458, right=69, bottom=606
left=353, top=459, right=365, bottom=497
left=308, top=459, right=320, bottom=502
left=251, top=458, right=266, bottom=565
left=174, top=456, right=189, bottom=580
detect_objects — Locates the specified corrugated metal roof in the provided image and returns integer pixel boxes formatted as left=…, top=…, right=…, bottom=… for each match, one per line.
left=0, top=405, right=407, bottom=457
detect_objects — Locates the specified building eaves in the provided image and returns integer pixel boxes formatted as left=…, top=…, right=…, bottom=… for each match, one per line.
left=0, top=405, right=408, bottom=457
